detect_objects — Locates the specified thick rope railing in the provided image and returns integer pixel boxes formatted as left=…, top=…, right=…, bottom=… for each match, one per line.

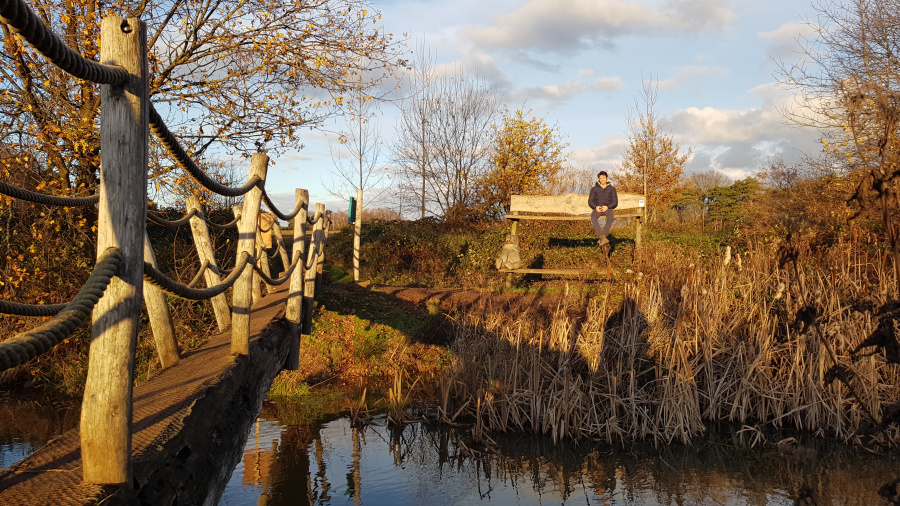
left=0, top=0, right=129, bottom=85
left=0, top=180, right=99, bottom=207
left=148, top=105, right=261, bottom=197
left=306, top=208, right=324, bottom=225
left=0, top=299, right=66, bottom=317
left=0, top=248, right=122, bottom=372
left=147, top=208, right=198, bottom=228
left=253, top=250, right=302, bottom=286
left=143, top=251, right=253, bottom=300
left=148, top=207, right=240, bottom=230
left=203, top=214, right=241, bottom=230
left=261, top=188, right=303, bottom=221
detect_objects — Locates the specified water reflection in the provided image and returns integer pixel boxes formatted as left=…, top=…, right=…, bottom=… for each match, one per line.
left=0, top=394, right=79, bottom=469
left=221, top=401, right=898, bottom=505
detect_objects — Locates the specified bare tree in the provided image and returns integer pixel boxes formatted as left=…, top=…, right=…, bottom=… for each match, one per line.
left=426, top=73, right=498, bottom=217
left=687, top=170, right=731, bottom=191
left=393, top=44, right=498, bottom=218
left=392, top=42, right=437, bottom=219
left=781, top=0, right=900, bottom=291
left=323, top=93, right=388, bottom=206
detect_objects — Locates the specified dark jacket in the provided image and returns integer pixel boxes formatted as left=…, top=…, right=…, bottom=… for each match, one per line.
left=588, top=183, right=618, bottom=210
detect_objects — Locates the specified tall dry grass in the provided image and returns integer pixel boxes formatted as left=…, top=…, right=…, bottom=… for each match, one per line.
left=443, top=237, right=900, bottom=446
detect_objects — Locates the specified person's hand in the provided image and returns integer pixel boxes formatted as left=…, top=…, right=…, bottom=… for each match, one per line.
left=595, top=206, right=602, bottom=212
left=600, top=206, right=608, bottom=212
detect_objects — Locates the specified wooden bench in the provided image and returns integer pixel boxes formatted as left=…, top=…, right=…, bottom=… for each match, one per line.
left=499, top=192, right=645, bottom=286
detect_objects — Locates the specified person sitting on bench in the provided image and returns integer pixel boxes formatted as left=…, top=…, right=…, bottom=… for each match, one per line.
left=588, top=171, right=617, bottom=246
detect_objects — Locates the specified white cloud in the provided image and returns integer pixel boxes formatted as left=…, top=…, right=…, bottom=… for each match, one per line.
left=666, top=87, right=822, bottom=174
left=460, top=0, right=736, bottom=53
left=759, top=21, right=818, bottom=63
left=657, top=65, right=729, bottom=90
left=572, top=81, right=823, bottom=178
left=516, top=75, right=623, bottom=102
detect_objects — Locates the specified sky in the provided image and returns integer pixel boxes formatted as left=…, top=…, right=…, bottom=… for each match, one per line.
left=263, top=0, right=826, bottom=216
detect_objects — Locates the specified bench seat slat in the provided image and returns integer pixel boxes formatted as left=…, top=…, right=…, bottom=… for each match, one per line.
left=506, top=209, right=643, bottom=221
left=498, top=268, right=595, bottom=276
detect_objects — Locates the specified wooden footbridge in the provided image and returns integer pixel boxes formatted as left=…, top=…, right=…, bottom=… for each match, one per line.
left=0, top=3, right=332, bottom=503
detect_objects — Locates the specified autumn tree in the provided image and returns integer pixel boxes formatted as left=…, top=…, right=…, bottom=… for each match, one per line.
left=616, top=79, right=690, bottom=222
left=781, top=0, right=900, bottom=290
left=477, top=107, right=569, bottom=218
left=0, top=0, right=402, bottom=197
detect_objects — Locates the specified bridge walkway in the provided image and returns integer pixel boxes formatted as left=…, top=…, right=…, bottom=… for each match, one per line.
left=0, top=288, right=292, bottom=505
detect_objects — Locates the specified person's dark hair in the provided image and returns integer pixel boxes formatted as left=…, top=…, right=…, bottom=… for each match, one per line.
left=597, top=171, right=608, bottom=178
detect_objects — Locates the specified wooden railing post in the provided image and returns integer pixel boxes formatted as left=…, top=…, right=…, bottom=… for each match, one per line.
left=272, top=223, right=291, bottom=276
left=82, top=15, right=148, bottom=485
left=142, top=232, right=180, bottom=367
left=316, top=211, right=327, bottom=288
left=186, top=196, right=231, bottom=331
left=284, top=189, right=308, bottom=370
left=256, top=228, right=274, bottom=295
left=231, top=154, right=267, bottom=355
left=302, top=203, right=325, bottom=335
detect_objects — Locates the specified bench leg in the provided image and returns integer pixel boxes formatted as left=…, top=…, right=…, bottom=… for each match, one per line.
left=504, top=217, right=519, bottom=289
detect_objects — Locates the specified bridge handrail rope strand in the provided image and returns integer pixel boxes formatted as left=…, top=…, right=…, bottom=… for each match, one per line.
left=186, top=261, right=215, bottom=288
left=0, top=180, right=99, bottom=207
left=0, top=248, right=122, bottom=372
left=253, top=249, right=302, bottom=286
left=0, top=299, right=67, bottom=317
left=307, top=208, right=323, bottom=225
left=147, top=208, right=199, bottom=228
left=148, top=105, right=261, bottom=197
left=148, top=206, right=240, bottom=230
left=143, top=251, right=253, bottom=300
left=0, top=0, right=129, bottom=85
left=261, top=188, right=303, bottom=221
left=203, top=213, right=241, bottom=230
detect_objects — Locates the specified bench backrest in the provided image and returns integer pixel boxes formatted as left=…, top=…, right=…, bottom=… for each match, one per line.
left=509, top=192, right=645, bottom=215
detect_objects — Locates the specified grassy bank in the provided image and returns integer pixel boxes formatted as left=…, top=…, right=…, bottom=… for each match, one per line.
left=267, top=281, right=453, bottom=401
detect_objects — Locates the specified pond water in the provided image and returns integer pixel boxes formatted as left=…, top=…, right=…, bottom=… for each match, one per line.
left=0, top=392, right=896, bottom=505
left=0, top=393, right=80, bottom=469
left=220, top=398, right=900, bottom=506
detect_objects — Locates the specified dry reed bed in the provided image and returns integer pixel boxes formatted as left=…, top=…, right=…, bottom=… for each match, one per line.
left=443, top=240, right=900, bottom=446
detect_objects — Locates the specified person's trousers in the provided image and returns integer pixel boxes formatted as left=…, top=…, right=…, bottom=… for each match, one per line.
left=591, top=209, right=614, bottom=238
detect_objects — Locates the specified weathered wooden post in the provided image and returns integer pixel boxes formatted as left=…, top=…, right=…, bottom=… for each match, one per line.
left=505, top=211, right=520, bottom=289
left=256, top=228, right=274, bottom=295
left=231, top=154, right=267, bottom=355
left=142, top=232, right=180, bottom=367
left=353, top=188, right=362, bottom=282
left=272, top=223, right=291, bottom=275
left=186, top=196, right=231, bottom=331
left=302, top=203, right=325, bottom=335
left=316, top=210, right=327, bottom=288
left=81, top=15, right=148, bottom=485
left=284, top=189, right=308, bottom=370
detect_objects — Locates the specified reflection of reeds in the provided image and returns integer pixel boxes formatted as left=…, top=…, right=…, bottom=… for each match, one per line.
left=447, top=241, right=900, bottom=445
